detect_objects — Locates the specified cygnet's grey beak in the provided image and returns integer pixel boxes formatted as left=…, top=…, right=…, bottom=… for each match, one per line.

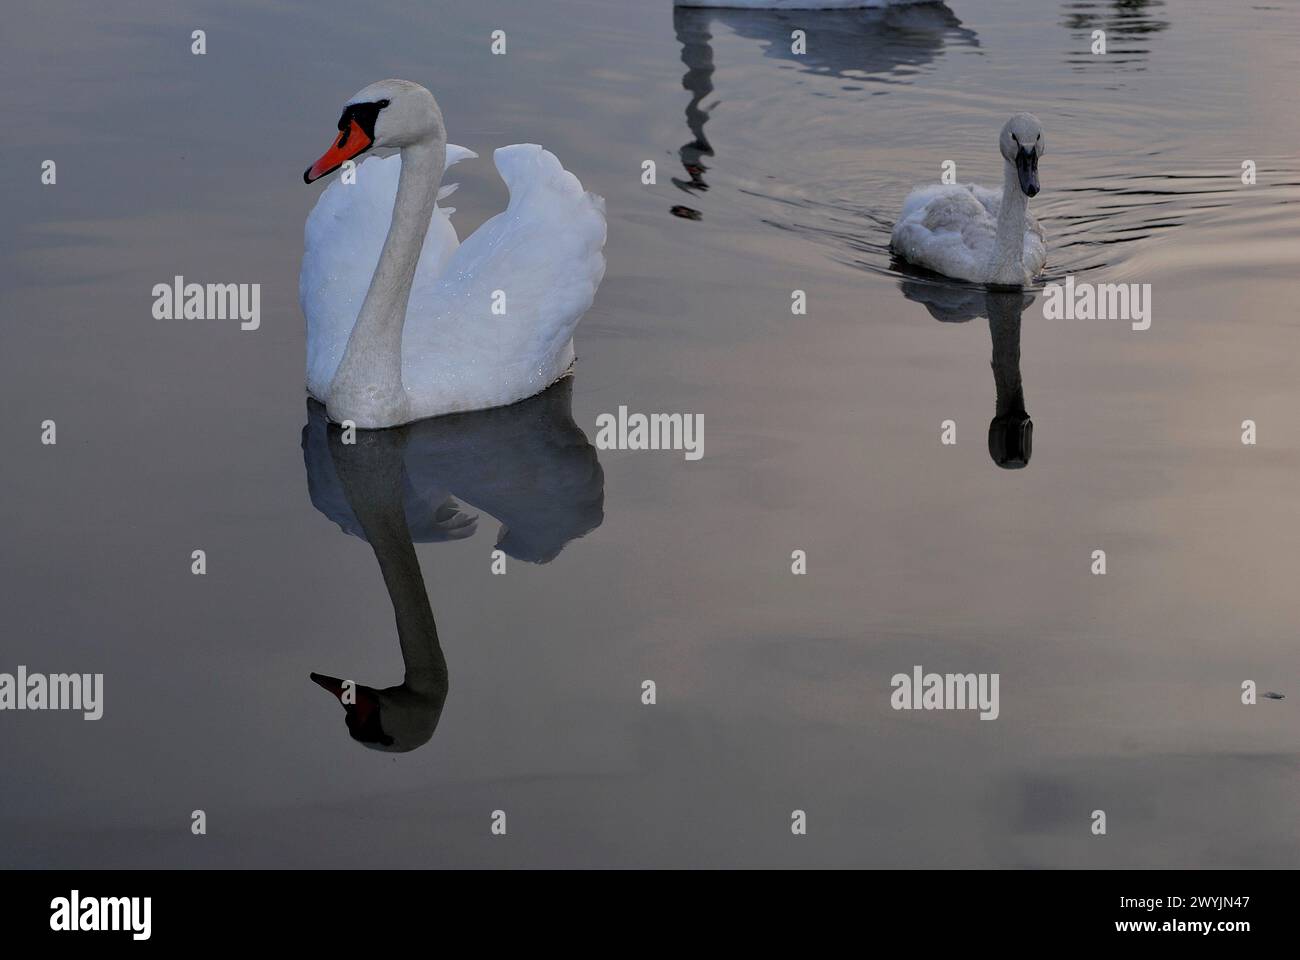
left=1016, top=147, right=1040, bottom=198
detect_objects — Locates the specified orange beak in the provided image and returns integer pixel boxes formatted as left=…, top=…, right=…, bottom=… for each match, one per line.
left=304, top=119, right=373, bottom=183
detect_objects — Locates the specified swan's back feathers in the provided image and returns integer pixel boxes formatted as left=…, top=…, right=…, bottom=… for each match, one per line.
left=891, top=182, right=1044, bottom=284
left=401, top=143, right=607, bottom=417
left=301, top=146, right=476, bottom=400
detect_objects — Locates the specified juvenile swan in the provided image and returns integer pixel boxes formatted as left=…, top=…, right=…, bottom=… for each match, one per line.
left=300, top=79, right=606, bottom=428
left=890, top=114, right=1046, bottom=286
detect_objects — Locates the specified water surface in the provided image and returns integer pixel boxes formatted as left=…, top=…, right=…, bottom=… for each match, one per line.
left=2, top=0, right=1299, bottom=867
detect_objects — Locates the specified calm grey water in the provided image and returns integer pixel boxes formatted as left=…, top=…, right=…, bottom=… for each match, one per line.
left=2, top=0, right=1299, bottom=867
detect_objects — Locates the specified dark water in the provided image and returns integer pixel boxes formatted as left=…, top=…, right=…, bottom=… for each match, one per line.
left=2, top=0, right=1298, bottom=867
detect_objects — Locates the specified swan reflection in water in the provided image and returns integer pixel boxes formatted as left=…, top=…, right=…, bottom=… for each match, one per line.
left=1061, top=0, right=1170, bottom=70
left=899, top=282, right=1035, bottom=469
left=300, top=378, right=604, bottom=751
left=671, top=2, right=977, bottom=218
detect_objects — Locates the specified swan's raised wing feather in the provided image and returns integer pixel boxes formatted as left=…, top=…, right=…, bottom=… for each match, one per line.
left=400, top=144, right=607, bottom=417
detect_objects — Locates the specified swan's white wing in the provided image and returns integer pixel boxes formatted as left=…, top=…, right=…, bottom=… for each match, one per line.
left=969, top=184, right=1002, bottom=219
left=300, top=146, right=477, bottom=400
left=891, top=182, right=1047, bottom=282
left=400, top=144, right=607, bottom=418
left=890, top=183, right=996, bottom=283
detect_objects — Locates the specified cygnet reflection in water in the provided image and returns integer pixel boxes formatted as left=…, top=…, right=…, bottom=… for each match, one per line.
left=300, top=377, right=604, bottom=751
left=898, top=282, right=1035, bottom=469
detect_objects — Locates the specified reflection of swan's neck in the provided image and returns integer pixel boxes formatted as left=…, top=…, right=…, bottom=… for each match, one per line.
left=358, top=493, right=448, bottom=698
left=989, top=308, right=1025, bottom=415
left=985, top=294, right=1032, bottom=469
left=330, top=432, right=448, bottom=708
left=989, top=160, right=1029, bottom=285
left=674, top=8, right=715, bottom=190
left=327, top=135, right=446, bottom=428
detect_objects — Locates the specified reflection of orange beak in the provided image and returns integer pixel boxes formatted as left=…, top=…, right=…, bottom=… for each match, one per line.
left=310, top=672, right=347, bottom=698
left=310, top=672, right=380, bottom=725
left=304, top=119, right=372, bottom=183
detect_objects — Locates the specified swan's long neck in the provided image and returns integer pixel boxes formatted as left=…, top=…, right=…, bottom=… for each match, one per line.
left=327, top=135, right=446, bottom=428
left=989, top=159, right=1029, bottom=285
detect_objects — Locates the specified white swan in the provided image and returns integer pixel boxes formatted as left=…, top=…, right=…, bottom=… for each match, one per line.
left=300, top=79, right=606, bottom=428
left=890, top=113, right=1047, bottom=286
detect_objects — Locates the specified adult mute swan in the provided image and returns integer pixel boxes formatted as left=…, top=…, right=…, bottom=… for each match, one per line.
left=301, top=79, right=606, bottom=428
left=890, top=113, right=1047, bottom=286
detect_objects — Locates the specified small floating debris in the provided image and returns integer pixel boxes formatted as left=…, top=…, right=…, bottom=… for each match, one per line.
left=1263, top=691, right=1286, bottom=700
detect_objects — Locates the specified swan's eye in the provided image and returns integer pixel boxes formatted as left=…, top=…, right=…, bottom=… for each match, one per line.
left=336, top=101, right=386, bottom=139
left=377, top=99, right=390, bottom=109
